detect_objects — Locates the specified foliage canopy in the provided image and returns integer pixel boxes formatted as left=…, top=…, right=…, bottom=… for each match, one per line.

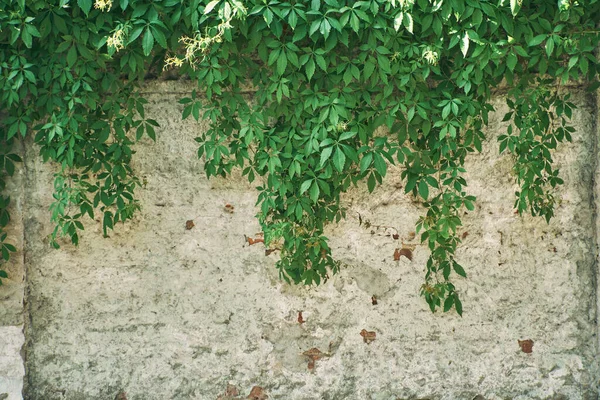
left=0, top=0, right=598, bottom=313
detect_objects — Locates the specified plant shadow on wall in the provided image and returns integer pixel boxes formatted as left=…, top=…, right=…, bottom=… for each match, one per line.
left=0, top=0, right=599, bottom=315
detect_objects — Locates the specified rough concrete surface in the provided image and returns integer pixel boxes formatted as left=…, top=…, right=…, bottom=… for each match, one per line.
left=0, top=326, right=25, bottom=400
left=0, top=136, right=26, bottom=400
left=8, top=81, right=600, bottom=399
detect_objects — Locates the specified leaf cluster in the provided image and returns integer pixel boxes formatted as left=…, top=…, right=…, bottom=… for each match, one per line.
left=1, top=0, right=599, bottom=313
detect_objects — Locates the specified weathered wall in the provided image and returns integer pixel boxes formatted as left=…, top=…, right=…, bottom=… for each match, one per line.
left=0, top=136, right=26, bottom=400
left=0, top=81, right=598, bottom=399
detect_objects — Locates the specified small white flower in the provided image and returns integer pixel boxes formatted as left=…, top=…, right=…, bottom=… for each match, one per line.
left=423, top=48, right=439, bottom=65
left=106, top=28, right=125, bottom=51
left=94, top=0, right=112, bottom=11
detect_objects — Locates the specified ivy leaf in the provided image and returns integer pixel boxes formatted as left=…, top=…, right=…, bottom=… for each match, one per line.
left=77, top=0, right=93, bottom=15
left=373, top=153, right=387, bottom=177
left=528, top=34, right=547, bottom=47
left=305, top=59, right=316, bottom=80
left=142, top=28, right=154, bottom=56
left=367, top=173, right=376, bottom=193
left=66, top=46, right=77, bottom=67
left=418, top=180, right=429, bottom=200
left=454, top=294, right=463, bottom=316
left=545, top=38, right=555, bottom=57
left=363, top=59, right=375, bottom=80
left=300, top=179, right=312, bottom=194
left=453, top=261, right=467, bottom=277
left=333, top=147, right=346, bottom=172
left=506, top=53, right=517, bottom=71
left=309, top=181, right=320, bottom=203
left=360, top=152, right=372, bottom=174
left=320, top=146, right=333, bottom=167
left=443, top=295, right=454, bottom=312
left=277, top=52, right=288, bottom=75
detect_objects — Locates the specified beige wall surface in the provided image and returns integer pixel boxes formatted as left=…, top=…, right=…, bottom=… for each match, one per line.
left=0, top=81, right=598, bottom=399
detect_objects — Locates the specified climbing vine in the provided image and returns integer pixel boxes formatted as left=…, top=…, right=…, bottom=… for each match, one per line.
left=0, top=0, right=598, bottom=313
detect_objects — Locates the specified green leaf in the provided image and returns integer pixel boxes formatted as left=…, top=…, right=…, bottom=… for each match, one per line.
left=443, top=295, right=454, bottom=312
left=454, top=294, right=463, bottom=316
left=306, top=59, right=315, bottom=80
left=142, top=28, right=154, bottom=56
left=333, top=147, right=346, bottom=172
left=360, top=153, right=372, bottom=174
left=300, top=179, right=312, bottom=194
left=363, top=60, right=375, bottom=80
left=528, top=34, right=547, bottom=47
left=309, top=181, right=320, bottom=203
left=453, top=261, right=466, bottom=277
left=418, top=180, right=429, bottom=200
left=367, top=173, right=376, bottom=192
left=277, top=52, right=287, bottom=75
left=545, top=37, right=555, bottom=57
left=66, top=46, right=77, bottom=67
left=373, top=153, right=387, bottom=177
left=320, top=146, right=333, bottom=167
left=509, top=0, right=520, bottom=16
left=506, top=53, right=517, bottom=71
left=77, top=0, right=93, bottom=15
left=442, top=104, right=451, bottom=120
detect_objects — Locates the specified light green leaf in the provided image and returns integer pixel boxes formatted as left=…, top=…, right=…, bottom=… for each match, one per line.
left=545, top=37, right=555, bottom=57
left=339, top=131, right=356, bottom=141
left=305, top=58, right=316, bottom=80
left=309, top=181, right=320, bottom=203
left=320, top=146, right=333, bottom=167
left=360, top=153, right=372, bottom=174
left=528, top=34, right=547, bottom=47
left=333, top=147, right=346, bottom=172
left=300, top=179, right=312, bottom=194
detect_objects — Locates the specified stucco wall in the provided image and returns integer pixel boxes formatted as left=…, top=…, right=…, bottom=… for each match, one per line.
left=0, top=81, right=598, bottom=399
